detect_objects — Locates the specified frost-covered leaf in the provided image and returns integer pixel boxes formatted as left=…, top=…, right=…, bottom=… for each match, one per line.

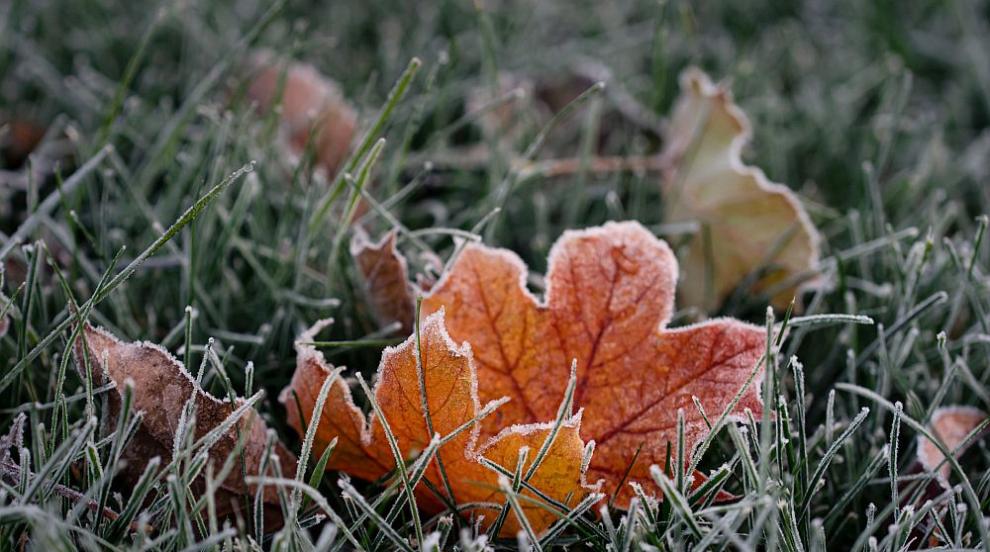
left=918, top=406, right=988, bottom=483
left=421, top=220, right=766, bottom=505
left=76, top=325, right=296, bottom=521
left=661, top=69, right=822, bottom=311
left=280, top=314, right=593, bottom=536
left=246, top=52, right=357, bottom=177
left=351, top=228, right=416, bottom=334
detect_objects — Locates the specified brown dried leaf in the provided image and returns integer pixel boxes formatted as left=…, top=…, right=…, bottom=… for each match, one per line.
left=76, top=324, right=296, bottom=521
left=350, top=228, right=416, bottom=334
left=246, top=52, right=357, bottom=177
left=0, top=119, right=46, bottom=168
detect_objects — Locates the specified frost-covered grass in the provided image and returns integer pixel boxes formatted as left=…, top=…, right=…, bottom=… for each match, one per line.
left=2, top=0, right=990, bottom=550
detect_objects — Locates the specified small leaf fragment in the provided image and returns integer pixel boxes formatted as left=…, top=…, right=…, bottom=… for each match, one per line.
left=351, top=228, right=416, bottom=334
left=918, top=406, right=988, bottom=483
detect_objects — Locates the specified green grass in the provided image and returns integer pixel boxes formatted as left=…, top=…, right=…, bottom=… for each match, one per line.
left=2, top=0, right=990, bottom=549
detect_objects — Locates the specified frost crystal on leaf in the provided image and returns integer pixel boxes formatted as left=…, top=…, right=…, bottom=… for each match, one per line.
left=76, top=324, right=296, bottom=522
left=350, top=228, right=417, bottom=334
left=281, top=312, right=594, bottom=537
left=421, top=220, right=766, bottom=505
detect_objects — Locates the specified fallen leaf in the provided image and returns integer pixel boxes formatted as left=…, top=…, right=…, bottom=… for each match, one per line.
left=351, top=228, right=417, bottom=334
left=0, top=119, right=46, bottom=168
left=918, top=406, right=988, bottom=484
left=421, top=220, right=766, bottom=506
left=246, top=52, right=357, bottom=177
left=75, top=324, right=296, bottom=522
left=661, top=68, right=822, bottom=311
left=280, top=314, right=594, bottom=536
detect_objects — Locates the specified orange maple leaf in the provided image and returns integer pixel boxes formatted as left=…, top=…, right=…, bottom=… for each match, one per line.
left=661, top=69, right=822, bottom=311
left=280, top=313, right=594, bottom=537
left=420, top=221, right=767, bottom=506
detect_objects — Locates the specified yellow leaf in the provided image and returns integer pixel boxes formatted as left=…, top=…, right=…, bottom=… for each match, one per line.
left=661, top=68, right=822, bottom=311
